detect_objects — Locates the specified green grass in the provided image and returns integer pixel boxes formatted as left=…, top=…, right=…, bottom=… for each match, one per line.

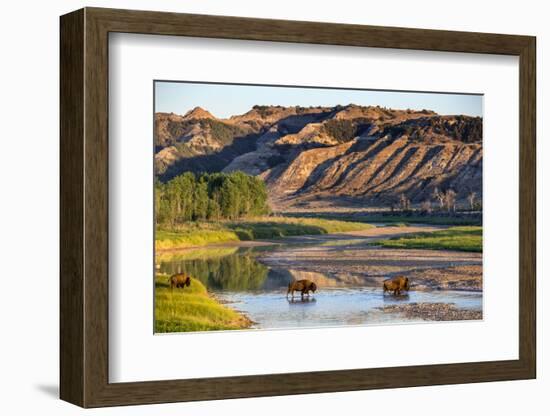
left=367, top=215, right=480, bottom=226
left=155, top=274, right=251, bottom=333
left=229, top=217, right=373, bottom=240
left=156, top=227, right=240, bottom=250
left=285, top=213, right=481, bottom=226
left=156, top=246, right=239, bottom=262
left=156, top=217, right=374, bottom=250
left=375, top=226, right=482, bottom=252
left=383, top=222, right=410, bottom=227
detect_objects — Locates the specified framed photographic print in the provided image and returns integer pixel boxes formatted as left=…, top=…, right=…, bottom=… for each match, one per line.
left=60, top=7, right=536, bottom=408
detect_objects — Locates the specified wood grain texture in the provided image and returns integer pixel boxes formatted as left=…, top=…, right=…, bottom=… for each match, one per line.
left=59, top=8, right=84, bottom=407
left=83, top=10, right=110, bottom=406
left=518, top=38, right=536, bottom=376
left=59, top=7, right=537, bottom=408
left=88, top=7, right=532, bottom=54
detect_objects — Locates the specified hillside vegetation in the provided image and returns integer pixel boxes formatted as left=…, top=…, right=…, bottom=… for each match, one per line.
left=155, top=171, right=269, bottom=226
left=155, top=104, right=483, bottom=211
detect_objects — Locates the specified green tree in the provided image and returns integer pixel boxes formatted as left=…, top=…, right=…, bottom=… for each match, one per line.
left=193, top=177, right=209, bottom=220
left=168, top=172, right=196, bottom=222
left=155, top=171, right=270, bottom=225
left=219, top=177, right=240, bottom=220
left=249, top=176, right=269, bottom=216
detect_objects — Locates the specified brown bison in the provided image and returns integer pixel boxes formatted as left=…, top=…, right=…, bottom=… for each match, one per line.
left=287, top=279, right=317, bottom=299
left=169, top=273, right=191, bottom=289
left=383, top=276, right=410, bottom=295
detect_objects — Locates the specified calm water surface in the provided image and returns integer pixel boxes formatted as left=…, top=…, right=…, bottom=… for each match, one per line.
left=158, top=241, right=482, bottom=329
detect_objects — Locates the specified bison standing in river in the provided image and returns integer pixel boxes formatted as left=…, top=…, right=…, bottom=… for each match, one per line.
left=383, top=276, right=410, bottom=296
left=287, top=279, right=317, bottom=299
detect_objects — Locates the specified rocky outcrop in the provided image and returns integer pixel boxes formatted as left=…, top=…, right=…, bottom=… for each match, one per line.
left=155, top=104, right=482, bottom=210
left=182, top=106, right=216, bottom=120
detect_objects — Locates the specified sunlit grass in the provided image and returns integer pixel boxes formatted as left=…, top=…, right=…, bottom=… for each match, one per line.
left=155, top=274, right=251, bottom=333
left=156, top=217, right=374, bottom=250
left=155, top=246, right=239, bottom=262
left=287, top=213, right=481, bottom=226
left=375, top=226, right=482, bottom=252
left=156, top=228, right=240, bottom=250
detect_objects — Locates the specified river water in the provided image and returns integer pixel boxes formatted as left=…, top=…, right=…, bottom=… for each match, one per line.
left=157, top=232, right=482, bottom=330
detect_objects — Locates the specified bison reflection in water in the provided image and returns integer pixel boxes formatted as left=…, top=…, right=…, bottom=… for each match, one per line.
left=287, top=297, right=317, bottom=305
left=383, top=293, right=410, bottom=302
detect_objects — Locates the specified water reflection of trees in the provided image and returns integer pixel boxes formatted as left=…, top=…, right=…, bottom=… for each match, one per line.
left=160, top=252, right=269, bottom=291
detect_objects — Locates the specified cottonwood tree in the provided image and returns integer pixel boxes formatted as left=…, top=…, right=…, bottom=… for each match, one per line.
left=432, top=187, right=445, bottom=210
left=421, top=200, right=432, bottom=214
left=467, top=191, right=477, bottom=211
left=399, top=193, right=411, bottom=211
left=193, top=178, right=209, bottom=220
left=387, top=197, right=398, bottom=213
left=443, top=189, right=457, bottom=212
left=154, top=171, right=270, bottom=226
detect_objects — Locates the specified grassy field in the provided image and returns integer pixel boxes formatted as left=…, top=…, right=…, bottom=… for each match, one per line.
left=285, top=213, right=481, bottom=226
left=374, top=226, right=482, bottom=252
left=364, top=215, right=480, bottom=226
left=156, top=227, right=240, bottom=251
left=156, top=246, right=239, bottom=262
left=155, top=274, right=251, bottom=333
left=156, top=216, right=374, bottom=250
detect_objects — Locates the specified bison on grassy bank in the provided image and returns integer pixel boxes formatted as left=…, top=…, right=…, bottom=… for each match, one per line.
left=169, top=273, right=191, bottom=289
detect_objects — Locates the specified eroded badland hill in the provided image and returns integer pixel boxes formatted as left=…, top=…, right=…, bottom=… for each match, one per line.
left=155, top=104, right=482, bottom=210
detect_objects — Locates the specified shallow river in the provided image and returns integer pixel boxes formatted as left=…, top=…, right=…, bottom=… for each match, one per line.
left=217, top=287, right=481, bottom=329
left=157, top=230, right=482, bottom=330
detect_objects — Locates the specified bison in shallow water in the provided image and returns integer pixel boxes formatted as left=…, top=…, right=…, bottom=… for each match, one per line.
left=169, top=273, right=191, bottom=289
left=383, top=276, right=410, bottom=296
left=287, top=279, right=317, bottom=299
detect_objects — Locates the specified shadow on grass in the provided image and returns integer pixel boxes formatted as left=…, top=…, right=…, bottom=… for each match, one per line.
left=227, top=222, right=326, bottom=240
left=283, top=211, right=482, bottom=226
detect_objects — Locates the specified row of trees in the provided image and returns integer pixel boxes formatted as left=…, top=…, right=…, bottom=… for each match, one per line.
left=155, top=171, right=270, bottom=225
left=382, top=115, right=482, bottom=144
left=392, top=188, right=480, bottom=213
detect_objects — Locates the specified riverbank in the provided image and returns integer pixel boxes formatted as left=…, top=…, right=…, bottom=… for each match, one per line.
left=372, top=226, right=482, bottom=252
left=255, top=226, right=482, bottom=292
left=156, top=216, right=374, bottom=251
left=377, top=302, right=482, bottom=321
left=282, top=210, right=482, bottom=226
left=407, top=265, right=482, bottom=291
left=154, top=274, right=252, bottom=332
left=157, top=224, right=483, bottom=293
left=155, top=224, right=483, bottom=331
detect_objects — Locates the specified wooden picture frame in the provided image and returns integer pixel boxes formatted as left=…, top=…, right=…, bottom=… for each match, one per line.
left=60, top=7, right=536, bottom=408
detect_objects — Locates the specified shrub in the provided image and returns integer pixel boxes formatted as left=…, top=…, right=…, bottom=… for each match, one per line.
left=321, top=119, right=358, bottom=143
